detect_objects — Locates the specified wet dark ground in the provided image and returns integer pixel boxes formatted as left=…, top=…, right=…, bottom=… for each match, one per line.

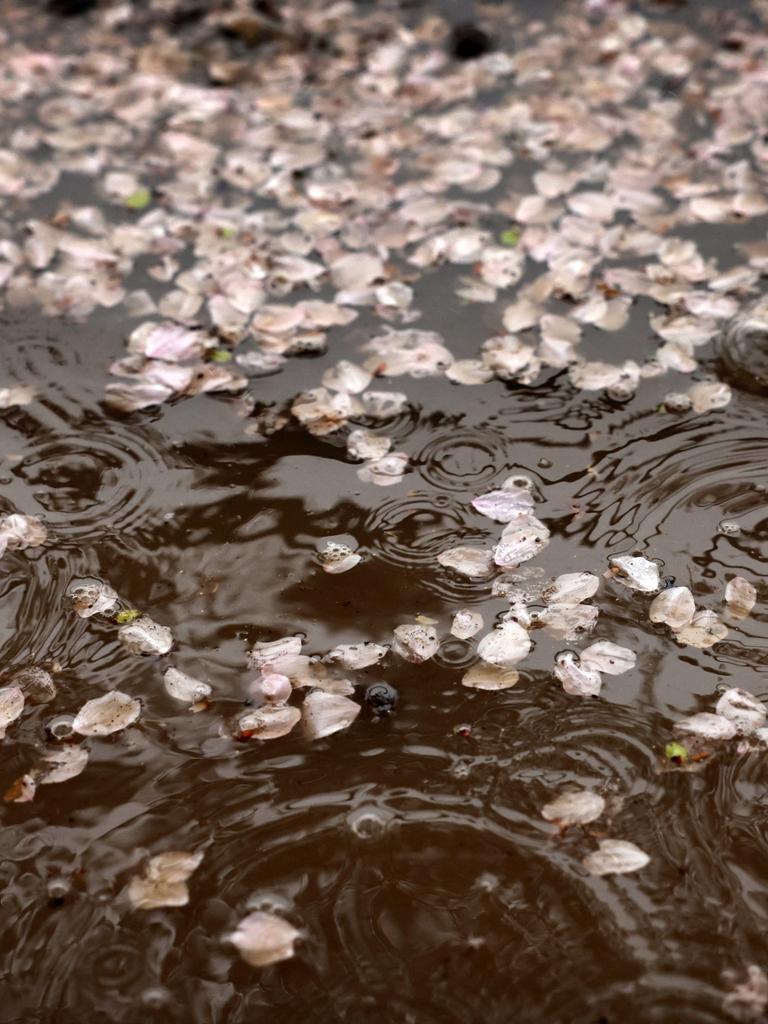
left=0, top=1, right=768, bottom=1023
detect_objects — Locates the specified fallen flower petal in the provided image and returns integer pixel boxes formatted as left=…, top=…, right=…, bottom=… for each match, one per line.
left=392, top=623, right=439, bottom=663
left=128, top=851, right=203, bottom=910
left=580, top=641, right=636, bottom=676
left=437, top=545, right=494, bottom=578
left=118, top=616, right=173, bottom=655
left=715, top=689, right=767, bottom=736
left=583, top=839, right=649, bottom=876
left=451, top=609, right=484, bottom=640
left=725, top=577, right=757, bottom=620
left=302, top=690, right=360, bottom=739
left=237, top=704, right=301, bottom=740
left=542, top=790, right=605, bottom=827
left=477, top=620, right=531, bottom=669
left=0, top=686, right=25, bottom=739
left=164, top=667, right=212, bottom=706
left=649, top=587, right=695, bottom=631
left=73, top=691, right=140, bottom=736
left=227, top=910, right=300, bottom=967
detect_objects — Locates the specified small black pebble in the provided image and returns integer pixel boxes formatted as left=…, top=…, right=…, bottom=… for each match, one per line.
left=365, top=682, right=398, bottom=716
left=662, top=576, right=676, bottom=589
left=450, top=24, right=492, bottom=61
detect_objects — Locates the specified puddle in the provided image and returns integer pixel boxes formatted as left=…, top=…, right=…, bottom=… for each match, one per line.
left=0, top=1, right=767, bottom=1021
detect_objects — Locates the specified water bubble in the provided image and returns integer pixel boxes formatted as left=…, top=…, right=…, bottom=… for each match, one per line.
left=47, top=878, right=70, bottom=906
left=45, top=713, right=76, bottom=741
left=347, top=805, right=394, bottom=840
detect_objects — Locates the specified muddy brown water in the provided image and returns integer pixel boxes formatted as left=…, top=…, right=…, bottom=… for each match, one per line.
left=1, top=2, right=768, bottom=1023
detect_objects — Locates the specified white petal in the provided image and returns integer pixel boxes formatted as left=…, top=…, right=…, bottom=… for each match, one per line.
left=346, top=429, right=391, bottom=462
left=715, top=688, right=767, bottom=736
left=608, top=555, right=660, bottom=593
left=318, top=542, right=361, bottom=574
left=118, top=616, right=173, bottom=655
left=725, top=577, right=757, bottom=620
left=322, top=361, right=372, bottom=394
left=0, top=513, right=47, bottom=550
left=580, top=641, right=636, bottom=676
left=688, top=381, right=732, bottom=413
left=164, top=667, right=212, bottom=705
left=583, top=839, right=649, bottom=876
left=128, top=851, right=203, bottom=910
left=542, top=790, right=605, bottom=826
left=437, top=546, right=494, bottom=578
left=237, top=704, right=301, bottom=740
left=649, top=587, right=695, bottom=630
left=358, top=391, right=408, bottom=419
left=36, top=745, right=89, bottom=784
left=227, top=910, right=300, bottom=967
left=543, top=572, right=599, bottom=606
left=324, top=643, right=388, bottom=670
left=554, top=652, right=602, bottom=697
left=445, top=359, right=494, bottom=385
left=539, top=603, right=599, bottom=641
left=392, top=624, right=439, bottom=663
left=0, top=686, right=25, bottom=739
left=252, top=674, right=292, bottom=704
left=249, top=636, right=302, bottom=671
left=330, top=252, right=383, bottom=290
left=675, top=610, right=728, bottom=649
left=69, top=580, right=119, bottom=618
left=477, top=620, right=531, bottom=668
left=357, top=452, right=408, bottom=486
left=494, top=515, right=550, bottom=567
left=302, top=690, right=360, bottom=739
left=462, top=664, right=519, bottom=690
left=674, top=712, right=736, bottom=741
left=471, top=487, right=535, bottom=522
left=451, top=609, right=484, bottom=640
left=73, top=691, right=140, bottom=736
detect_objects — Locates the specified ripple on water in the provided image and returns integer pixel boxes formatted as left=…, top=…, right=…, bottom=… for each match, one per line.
left=415, top=426, right=511, bottom=494
left=361, top=491, right=492, bottom=601
left=8, top=420, right=192, bottom=543
left=565, top=405, right=768, bottom=559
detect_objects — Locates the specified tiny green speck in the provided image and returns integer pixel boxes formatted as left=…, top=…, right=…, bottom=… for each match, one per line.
left=124, top=187, right=152, bottom=210
left=220, top=226, right=236, bottom=238
left=116, top=609, right=141, bottom=624
left=500, top=226, right=521, bottom=247
left=209, top=349, right=233, bottom=363
left=665, top=741, right=688, bottom=762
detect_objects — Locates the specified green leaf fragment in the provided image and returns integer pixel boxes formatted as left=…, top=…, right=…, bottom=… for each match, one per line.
left=209, top=349, right=233, bottom=363
left=499, top=226, right=521, bottom=247
left=665, top=741, right=688, bottom=762
left=124, top=187, right=152, bottom=210
left=116, top=609, right=141, bottom=624
left=219, top=226, right=236, bottom=238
